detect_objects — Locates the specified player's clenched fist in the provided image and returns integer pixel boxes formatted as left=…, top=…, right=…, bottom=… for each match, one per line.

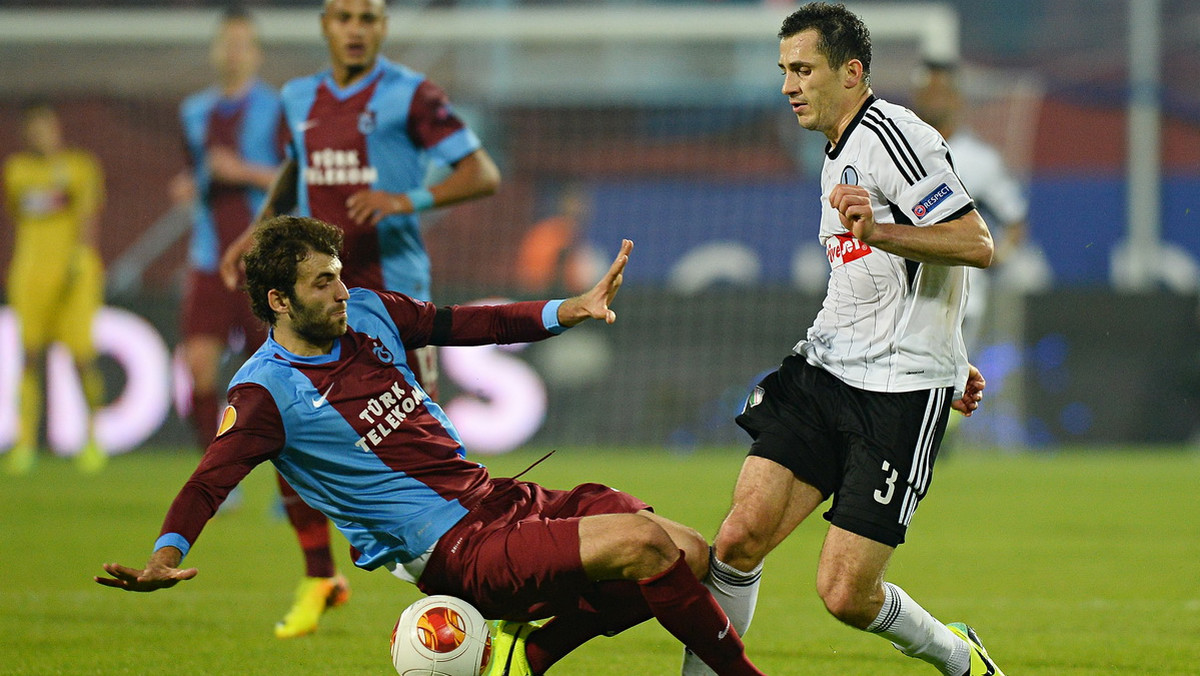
left=829, top=183, right=877, bottom=242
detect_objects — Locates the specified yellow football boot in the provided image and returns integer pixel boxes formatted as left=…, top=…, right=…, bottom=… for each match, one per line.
left=948, top=622, right=1005, bottom=676
left=485, top=620, right=534, bottom=676
left=274, top=574, right=351, bottom=638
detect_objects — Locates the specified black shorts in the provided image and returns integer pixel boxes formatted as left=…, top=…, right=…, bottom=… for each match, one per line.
left=735, top=354, right=952, bottom=547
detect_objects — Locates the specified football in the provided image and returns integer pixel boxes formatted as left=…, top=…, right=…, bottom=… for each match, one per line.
left=390, top=595, right=493, bottom=676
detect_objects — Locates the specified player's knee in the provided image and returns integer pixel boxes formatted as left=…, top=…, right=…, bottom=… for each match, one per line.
left=616, top=515, right=681, bottom=580
left=671, top=524, right=709, bottom=579
left=817, top=580, right=876, bottom=629
left=713, top=517, right=770, bottom=569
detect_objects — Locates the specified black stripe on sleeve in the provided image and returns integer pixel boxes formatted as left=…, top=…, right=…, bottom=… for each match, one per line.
left=862, top=119, right=917, bottom=185
left=935, top=201, right=976, bottom=225
left=879, top=113, right=927, bottom=178
left=430, top=306, right=454, bottom=345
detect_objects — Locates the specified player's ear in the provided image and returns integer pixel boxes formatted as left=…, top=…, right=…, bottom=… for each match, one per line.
left=267, top=288, right=290, bottom=315
left=844, top=59, right=865, bottom=88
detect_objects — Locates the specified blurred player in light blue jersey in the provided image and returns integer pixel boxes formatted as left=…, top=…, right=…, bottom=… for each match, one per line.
left=215, top=0, right=501, bottom=638
left=681, top=5, right=1005, bottom=676
left=99, top=216, right=767, bottom=676
left=171, top=7, right=352, bottom=640
left=173, top=7, right=281, bottom=456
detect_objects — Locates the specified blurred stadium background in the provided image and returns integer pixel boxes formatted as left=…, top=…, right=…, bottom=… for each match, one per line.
left=1, top=0, right=1199, bottom=458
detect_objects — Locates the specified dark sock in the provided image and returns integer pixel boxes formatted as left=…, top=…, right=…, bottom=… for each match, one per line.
left=525, top=581, right=652, bottom=673
left=638, top=551, right=765, bottom=676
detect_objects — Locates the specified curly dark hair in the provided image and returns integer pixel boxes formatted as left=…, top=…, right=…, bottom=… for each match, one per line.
left=778, top=3, right=872, bottom=83
left=243, top=216, right=344, bottom=325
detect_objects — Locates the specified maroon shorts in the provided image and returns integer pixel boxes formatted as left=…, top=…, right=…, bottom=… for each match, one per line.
left=416, top=478, right=650, bottom=621
left=181, top=269, right=266, bottom=348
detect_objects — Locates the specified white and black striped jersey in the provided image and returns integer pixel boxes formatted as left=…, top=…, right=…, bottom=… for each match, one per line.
left=795, top=95, right=976, bottom=395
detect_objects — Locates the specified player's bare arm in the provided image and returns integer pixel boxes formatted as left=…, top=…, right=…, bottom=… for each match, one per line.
left=219, top=158, right=299, bottom=290
left=94, top=546, right=198, bottom=593
left=168, top=170, right=196, bottom=205
left=557, top=239, right=633, bottom=327
left=207, top=145, right=279, bottom=190
left=950, top=364, right=986, bottom=417
left=344, top=149, right=501, bottom=227
left=829, top=183, right=994, bottom=268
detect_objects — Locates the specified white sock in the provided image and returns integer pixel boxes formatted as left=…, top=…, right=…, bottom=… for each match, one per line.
left=680, top=548, right=763, bottom=676
left=866, top=582, right=971, bottom=676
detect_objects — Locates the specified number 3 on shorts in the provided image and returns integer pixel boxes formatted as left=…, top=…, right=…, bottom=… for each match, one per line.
left=873, top=460, right=898, bottom=505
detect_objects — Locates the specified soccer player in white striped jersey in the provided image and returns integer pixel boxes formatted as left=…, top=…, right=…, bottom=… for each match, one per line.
left=681, top=4, right=1004, bottom=676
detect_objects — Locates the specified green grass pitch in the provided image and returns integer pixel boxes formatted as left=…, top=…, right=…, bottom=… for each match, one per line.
left=3, top=446, right=1199, bottom=675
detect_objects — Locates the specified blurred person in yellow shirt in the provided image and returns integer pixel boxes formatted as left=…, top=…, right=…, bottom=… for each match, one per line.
left=3, top=102, right=107, bottom=475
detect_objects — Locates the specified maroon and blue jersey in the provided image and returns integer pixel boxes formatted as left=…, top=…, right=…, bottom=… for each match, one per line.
left=180, top=80, right=286, bottom=273
left=281, top=58, right=482, bottom=299
left=153, top=288, right=566, bottom=570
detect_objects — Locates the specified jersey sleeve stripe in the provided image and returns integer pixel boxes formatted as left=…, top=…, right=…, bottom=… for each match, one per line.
left=875, top=111, right=927, bottom=177
left=430, top=306, right=453, bottom=344
left=863, top=108, right=928, bottom=185
left=935, top=202, right=976, bottom=224
left=862, top=119, right=918, bottom=185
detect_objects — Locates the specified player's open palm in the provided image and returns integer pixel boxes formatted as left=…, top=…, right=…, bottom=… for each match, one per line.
left=829, top=183, right=877, bottom=242
left=95, top=560, right=197, bottom=592
left=558, top=239, right=633, bottom=327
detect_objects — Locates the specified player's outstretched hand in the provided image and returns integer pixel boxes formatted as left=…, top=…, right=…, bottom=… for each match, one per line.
left=95, top=547, right=197, bottom=593
left=556, top=239, right=633, bottom=328
left=951, top=364, right=986, bottom=417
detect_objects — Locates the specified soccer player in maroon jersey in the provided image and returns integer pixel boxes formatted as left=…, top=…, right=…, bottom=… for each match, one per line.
left=215, top=0, right=501, bottom=638
left=99, top=216, right=765, bottom=676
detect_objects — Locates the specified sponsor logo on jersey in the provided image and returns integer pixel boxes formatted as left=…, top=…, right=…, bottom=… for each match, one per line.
left=352, top=380, right=427, bottom=453
left=911, top=182, right=953, bottom=219
left=304, top=147, right=378, bottom=186
left=311, top=383, right=335, bottom=409
left=216, top=405, right=237, bottom=436
left=21, top=187, right=69, bottom=216
left=840, top=165, right=859, bottom=186
left=826, top=233, right=872, bottom=268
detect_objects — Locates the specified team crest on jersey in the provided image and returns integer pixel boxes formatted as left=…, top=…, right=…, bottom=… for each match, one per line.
left=912, top=183, right=953, bottom=219
left=358, top=110, right=377, bottom=135
left=216, top=405, right=237, bottom=437
left=372, top=340, right=394, bottom=364
left=840, top=165, right=860, bottom=186
left=826, top=233, right=872, bottom=268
